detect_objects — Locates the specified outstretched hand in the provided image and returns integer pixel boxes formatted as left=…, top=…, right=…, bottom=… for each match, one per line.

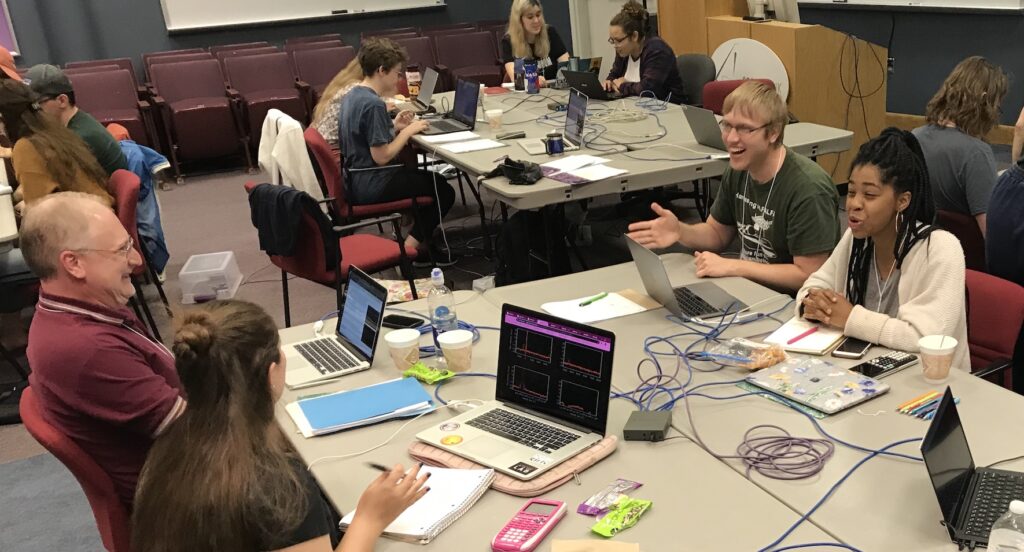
left=626, top=203, right=682, bottom=249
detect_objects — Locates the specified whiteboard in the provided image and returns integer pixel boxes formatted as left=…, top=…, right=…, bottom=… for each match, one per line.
left=798, top=0, right=1023, bottom=11
left=160, top=0, right=444, bottom=32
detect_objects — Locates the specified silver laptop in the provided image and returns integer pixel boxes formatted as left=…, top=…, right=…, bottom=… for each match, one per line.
left=746, top=358, right=889, bottom=414
left=517, top=87, right=587, bottom=155
left=625, top=235, right=751, bottom=321
left=284, top=267, right=388, bottom=389
left=420, top=77, right=479, bottom=135
left=417, top=304, right=613, bottom=480
left=396, top=67, right=439, bottom=114
left=682, top=104, right=728, bottom=151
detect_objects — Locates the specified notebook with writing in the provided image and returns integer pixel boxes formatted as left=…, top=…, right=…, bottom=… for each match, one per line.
left=764, top=318, right=845, bottom=355
left=340, top=467, right=495, bottom=543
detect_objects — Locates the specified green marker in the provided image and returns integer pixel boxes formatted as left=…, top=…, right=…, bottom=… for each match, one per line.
left=579, top=292, right=608, bottom=307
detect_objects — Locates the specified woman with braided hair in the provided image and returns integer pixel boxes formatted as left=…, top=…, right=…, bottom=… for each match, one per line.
left=797, top=128, right=970, bottom=370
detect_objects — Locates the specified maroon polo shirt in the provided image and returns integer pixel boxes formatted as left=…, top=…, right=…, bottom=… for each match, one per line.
left=27, top=292, right=183, bottom=510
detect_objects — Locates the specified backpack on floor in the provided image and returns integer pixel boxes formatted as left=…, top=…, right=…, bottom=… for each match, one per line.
left=494, top=210, right=570, bottom=286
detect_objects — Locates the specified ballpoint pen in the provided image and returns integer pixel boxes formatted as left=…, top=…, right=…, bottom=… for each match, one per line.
left=579, top=292, right=608, bottom=307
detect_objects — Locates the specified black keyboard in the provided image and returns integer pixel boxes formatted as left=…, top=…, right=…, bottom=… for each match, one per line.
left=294, top=337, right=360, bottom=375
left=964, top=470, right=1024, bottom=536
left=674, top=286, right=718, bottom=317
left=465, top=409, right=580, bottom=454
left=429, top=118, right=466, bottom=133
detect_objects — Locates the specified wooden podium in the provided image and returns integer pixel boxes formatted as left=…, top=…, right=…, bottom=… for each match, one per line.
left=659, top=10, right=887, bottom=183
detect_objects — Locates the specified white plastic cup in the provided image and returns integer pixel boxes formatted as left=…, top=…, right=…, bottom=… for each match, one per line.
left=918, top=335, right=958, bottom=383
left=384, top=328, right=421, bottom=371
left=438, top=329, right=474, bottom=372
left=485, top=109, right=503, bottom=130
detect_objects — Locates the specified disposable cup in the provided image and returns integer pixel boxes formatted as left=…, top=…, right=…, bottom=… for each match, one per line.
left=438, top=329, right=474, bottom=372
left=918, top=335, right=957, bottom=384
left=384, top=328, right=421, bottom=371
left=485, top=109, right=504, bottom=130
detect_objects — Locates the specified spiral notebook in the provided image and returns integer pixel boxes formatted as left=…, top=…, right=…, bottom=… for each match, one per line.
left=339, top=467, right=494, bottom=543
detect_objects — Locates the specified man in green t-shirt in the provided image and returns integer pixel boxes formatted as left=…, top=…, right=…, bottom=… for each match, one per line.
left=627, top=81, right=840, bottom=292
left=25, top=64, right=128, bottom=176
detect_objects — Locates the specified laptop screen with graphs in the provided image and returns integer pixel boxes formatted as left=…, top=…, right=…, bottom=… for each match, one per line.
left=496, top=304, right=614, bottom=435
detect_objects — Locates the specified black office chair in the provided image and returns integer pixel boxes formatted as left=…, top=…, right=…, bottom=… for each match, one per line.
left=676, top=54, right=716, bottom=107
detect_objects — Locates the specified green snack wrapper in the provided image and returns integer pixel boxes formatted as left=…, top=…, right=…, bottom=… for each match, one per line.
left=591, top=496, right=652, bottom=537
left=403, top=362, right=455, bottom=384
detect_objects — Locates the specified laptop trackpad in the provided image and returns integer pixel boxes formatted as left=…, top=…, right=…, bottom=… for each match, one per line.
left=463, top=435, right=508, bottom=457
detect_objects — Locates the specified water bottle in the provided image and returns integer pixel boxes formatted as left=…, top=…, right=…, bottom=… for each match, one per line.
left=524, top=60, right=539, bottom=94
left=427, top=268, right=458, bottom=349
left=989, top=500, right=1024, bottom=551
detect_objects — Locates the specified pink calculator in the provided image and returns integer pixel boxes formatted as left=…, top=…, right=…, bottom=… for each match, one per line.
left=491, top=499, right=566, bottom=552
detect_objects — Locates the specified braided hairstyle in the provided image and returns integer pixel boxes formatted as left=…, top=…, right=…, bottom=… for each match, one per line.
left=845, top=127, right=936, bottom=306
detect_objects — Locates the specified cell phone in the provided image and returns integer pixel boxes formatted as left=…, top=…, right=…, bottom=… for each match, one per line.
left=831, top=337, right=872, bottom=359
left=491, top=499, right=566, bottom=552
left=382, top=314, right=425, bottom=329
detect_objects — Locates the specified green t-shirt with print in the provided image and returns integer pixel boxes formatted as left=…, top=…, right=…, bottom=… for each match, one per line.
left=710, top=148, right=840, bottom=264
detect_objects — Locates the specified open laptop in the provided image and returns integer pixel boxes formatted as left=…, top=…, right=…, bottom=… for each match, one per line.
left=922, top=388, right=1024, bottom=549
left=625, top=235, right=751, bottom=321
left=417, top=304, right=613, bottom=480
left=420, top=77, right=480, bottom=135
left=551, top=57, right=603, bottom=89
left=517, top=88, right=587, bottom=155
left=682, top=104, right=728, bottom=151
left=284, top=267, right=388, bottom=389
left=563, top=70, right=620, bottom=101
left=396, top=67, right=439, bottom=114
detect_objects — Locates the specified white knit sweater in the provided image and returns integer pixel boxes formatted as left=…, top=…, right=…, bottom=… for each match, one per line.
left=796, top=228, right=970, bottom=371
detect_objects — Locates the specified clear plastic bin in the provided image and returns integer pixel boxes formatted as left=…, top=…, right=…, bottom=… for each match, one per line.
left=178, top=251, right=242, bottom=304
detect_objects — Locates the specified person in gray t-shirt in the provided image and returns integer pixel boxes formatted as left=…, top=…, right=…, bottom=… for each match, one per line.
left=913, top=56, right=1008, bottom=238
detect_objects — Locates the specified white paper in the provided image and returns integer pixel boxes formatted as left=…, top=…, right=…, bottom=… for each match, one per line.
left=569, top=164, right=627, bottom=181
left=541, top=154, right=610, bottom=172
left=541, top=292, right=646, bottom=323
left=440, top=139, right=507, bottom=153
left=420, top=131, right=479, bottom=144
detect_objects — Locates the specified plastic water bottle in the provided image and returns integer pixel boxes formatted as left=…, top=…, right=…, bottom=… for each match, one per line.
left=524, top=60, right=539, bottom=94
left=989, top=500, right=1024, bottom=551
left=427, top=268, right=458, bottom=348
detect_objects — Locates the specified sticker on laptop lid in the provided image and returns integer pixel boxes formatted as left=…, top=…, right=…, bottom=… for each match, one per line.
left=439, top=422, right=460, bottom=431
left=441, top=435, right=463, bottom=446
left=509, top=462, right=538, bottom=476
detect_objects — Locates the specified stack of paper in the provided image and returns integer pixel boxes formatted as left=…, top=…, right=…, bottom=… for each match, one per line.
left=439, top=139, right=506, bottom=153
left=285, top=377, right=433, bottom=437
left=541, top=290, right=658, bottom=323
left=419, top=131, right=479, bottom=144
left=541, top=155, right=627, bottom=184
left=341, top=467, right=495, bottom=544
left=763, top=318, right=845, bottom=355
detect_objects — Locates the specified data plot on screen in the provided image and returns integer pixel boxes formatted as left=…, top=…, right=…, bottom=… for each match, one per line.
left=557, top=381, right=600, bottom=419
left=512, top=327, right=554, bottom=363
left=508, top=365, right=550, bottom=401
left=560, top=342, right=604, bottom=380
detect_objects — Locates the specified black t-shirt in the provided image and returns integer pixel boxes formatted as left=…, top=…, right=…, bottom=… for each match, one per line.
left=500, top=25, right=568, bottom=80
left=263, top=462, right=342, bottom=550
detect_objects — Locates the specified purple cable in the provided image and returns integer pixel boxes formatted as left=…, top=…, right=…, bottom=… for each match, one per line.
left=681, top=392, right=835, bottom=480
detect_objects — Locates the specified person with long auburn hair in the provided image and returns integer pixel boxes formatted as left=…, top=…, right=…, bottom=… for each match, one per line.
left=913, top=56, right=1008, bottom=239
left=312, top=58, right=363, bottom=147
left=0, top=79, right=112, bottom=208
left=132, top=300, right=429, bottom=552
left=798, top=129, right=969, bottom=370
left=501, top=0, right=570, bottom=85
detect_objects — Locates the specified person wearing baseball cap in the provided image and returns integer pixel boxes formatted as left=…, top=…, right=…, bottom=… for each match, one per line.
left=0, top=47, right=20, bottom=81
left=25, top=64, right=127, bottom=176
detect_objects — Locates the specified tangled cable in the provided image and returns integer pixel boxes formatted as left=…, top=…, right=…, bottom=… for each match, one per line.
left=735, top=424, right=836, bottom=480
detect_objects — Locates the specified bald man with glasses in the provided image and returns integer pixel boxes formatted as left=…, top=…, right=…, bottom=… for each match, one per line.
left=628, top=82, right=841, bottom=293
left=21, top=192, right=184, bottom=510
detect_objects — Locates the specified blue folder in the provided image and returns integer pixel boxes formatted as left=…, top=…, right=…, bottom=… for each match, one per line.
left=297, top=378, right=434, bottom=433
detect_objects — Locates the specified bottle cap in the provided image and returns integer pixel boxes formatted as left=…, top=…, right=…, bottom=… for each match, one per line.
left=1011, top=500, right=1024, bottom=515
left=431, top=267, right=444, bottom=284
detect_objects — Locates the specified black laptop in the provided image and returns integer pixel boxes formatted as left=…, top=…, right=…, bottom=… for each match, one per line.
left=921, top=388, right=1024, bottom=549
left=420, top=77, right=480, bottom=135
left=563, top=70, right=621, bottom=101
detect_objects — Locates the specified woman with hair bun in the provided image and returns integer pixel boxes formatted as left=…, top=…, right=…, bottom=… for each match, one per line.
left=798, top=128, right=969, bottom=370
left=603, top=0, right=684, bottom=103
left=132, top=300, right=429, bottom=552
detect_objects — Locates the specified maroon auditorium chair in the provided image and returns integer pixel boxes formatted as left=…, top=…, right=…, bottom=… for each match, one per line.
left=209, top=41, right=270, bottom=56
left=214, top=45, right=279, bottom=74
left=292, top=46, right=357, bottom=100
left=702, top=78, right=776, bottom=115
left=284, top=39, right=346, bottom=75
left=144, top=51, right=213, bottom=83
left=392, top=36, right=449, bottom=91
left=65, top=57, right=145, bottom=97
left=67, top=69, right=158, bottom=149
left=286, top=33, right=343, bottom=45
left=223, top=52, right=311, bottom=145
left=434, top=31, right=503, bottom=88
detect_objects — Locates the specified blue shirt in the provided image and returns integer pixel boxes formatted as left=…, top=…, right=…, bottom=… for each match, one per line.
left=987, top=163, right=1024, bottom=287
left=337, top=85, right=399, bottom=203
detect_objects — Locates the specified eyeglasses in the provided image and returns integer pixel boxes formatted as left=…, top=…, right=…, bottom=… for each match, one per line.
left=719, top=121, right=769, bottom=136
left=74, top=236, right=134, bottom=258
left=607, top=35, right=630, bottom=45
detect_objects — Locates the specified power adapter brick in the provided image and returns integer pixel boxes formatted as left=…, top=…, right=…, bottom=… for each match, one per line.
left=623, top=411, right=672, bottom=442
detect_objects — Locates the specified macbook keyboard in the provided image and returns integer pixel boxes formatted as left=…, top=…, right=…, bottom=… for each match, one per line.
left=466, top=409, right=580, bottom=454
left=429, top=118, right=465, bottom=133
left=674, top=287, right=718, bottom=317
left=965, top=470, right=1024, bottom=536
left=295, top=337, right=360, bottom=375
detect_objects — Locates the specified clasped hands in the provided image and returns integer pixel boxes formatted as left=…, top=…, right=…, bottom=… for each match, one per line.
left=802, top=288, right=853, bottom=330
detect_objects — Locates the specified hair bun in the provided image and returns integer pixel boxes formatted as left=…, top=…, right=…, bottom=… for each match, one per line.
left=173, top=311, right=217, bottom=361
left=621, top=0, right=648, bottom=20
